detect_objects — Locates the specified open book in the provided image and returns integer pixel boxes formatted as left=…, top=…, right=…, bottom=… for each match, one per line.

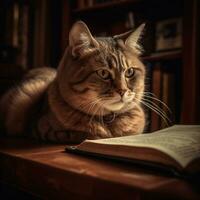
left=66, top=125, right=200, bottom=179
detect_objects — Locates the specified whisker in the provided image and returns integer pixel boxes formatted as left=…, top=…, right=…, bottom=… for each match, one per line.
left=68, top=99, right=98, bottom=119
left=135, top=97, right=171, bottom=127
left=142, top=95, right=172, bottom=114
left=88, top=99, right=102, bottom=125
left=99, top=103, right=105, bottom=128
left=141, top=100, right=170, bottom=127
left=143, top=92, right=157, bottom=98
left=138, top=91, right=172, bottom=115
left=141, top=97, right=172, bottom=117
left=88, top=99, right=104, bottom=137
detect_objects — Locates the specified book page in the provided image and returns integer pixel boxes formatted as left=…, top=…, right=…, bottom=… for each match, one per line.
left=84, top=125, right=200, bottom=168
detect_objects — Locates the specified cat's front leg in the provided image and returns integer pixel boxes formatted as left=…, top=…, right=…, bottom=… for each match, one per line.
left=31, top=111, right=112, bottom=143
left=87, top=122, right=112, bottom=139
left=109, top=105, right=145, bottom=137
left=30, top=111, right=88, bottom=144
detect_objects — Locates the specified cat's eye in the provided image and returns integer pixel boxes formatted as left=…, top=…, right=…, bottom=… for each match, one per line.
left=96, top=69, right=111, bottom=80
left=125, top=67, right=135, bottom=78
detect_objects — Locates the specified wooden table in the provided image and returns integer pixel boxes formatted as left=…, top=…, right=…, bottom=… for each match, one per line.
left=0, top=138, right=199, bottom=200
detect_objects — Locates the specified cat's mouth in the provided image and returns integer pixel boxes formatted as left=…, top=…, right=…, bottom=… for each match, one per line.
left=104, top=101, right=124, bottom=111
left=100, top=92, right=136, bottom=112
left=103, top=97, right=135, bottom=112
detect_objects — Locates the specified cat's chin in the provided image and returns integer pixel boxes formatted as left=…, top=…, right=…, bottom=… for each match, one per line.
left=104, top=101, right=124, bottom=112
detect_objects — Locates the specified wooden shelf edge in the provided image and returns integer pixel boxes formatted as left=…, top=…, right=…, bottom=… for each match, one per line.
left=142, top=50, right=182, bottom=62
left=73, top=0, right=141, bottom=14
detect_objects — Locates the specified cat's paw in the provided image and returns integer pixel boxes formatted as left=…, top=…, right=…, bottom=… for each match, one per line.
left=87, top=124, right=112, bottom=139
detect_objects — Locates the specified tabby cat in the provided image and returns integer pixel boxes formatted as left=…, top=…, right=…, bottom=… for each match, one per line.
left=0, top=21, right=146, bottom=144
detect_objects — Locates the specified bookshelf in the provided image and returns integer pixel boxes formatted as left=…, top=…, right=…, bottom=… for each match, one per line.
left=0, top=0, right=31, bottom=97
left=0, top=0, right=62, bottom=96
left=142, top=51, right=182, bottom=62
left=61, top=0, right=200, bottom=130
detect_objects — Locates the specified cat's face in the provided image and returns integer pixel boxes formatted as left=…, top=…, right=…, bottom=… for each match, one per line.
left=57, top=21, right=145, bottom=116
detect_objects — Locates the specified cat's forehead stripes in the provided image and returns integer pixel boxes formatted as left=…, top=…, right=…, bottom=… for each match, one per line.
left=107, top=58, right=113, bottom=69
left=96, top=38, right=128, bottom=71
left=119, top=50, right=129, bottom=71
left=90, top=38, right=143, bottom=73
left=106, top=49, right=129, bottom=72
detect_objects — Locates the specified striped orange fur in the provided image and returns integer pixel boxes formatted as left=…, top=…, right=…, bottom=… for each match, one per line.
left=0, top=21, right=146, bottom=143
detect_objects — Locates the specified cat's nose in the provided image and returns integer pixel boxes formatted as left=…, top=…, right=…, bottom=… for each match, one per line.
left=117, top=89, right=126, bottom=97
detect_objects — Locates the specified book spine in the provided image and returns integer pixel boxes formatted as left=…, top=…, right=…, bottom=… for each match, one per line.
left=87, top=0, right=94, bottom=7
left=12, top=2, right=20, bottom=48
left=160, top=68, right=170, bottom=129
left=17, top=3, right=29, bottom=69
left=125, top=11, right=135, bottom=29
left=150, top=62, right=163, bottom=132
left=143, top=61, right=153, bottom=132
left=161, top=64, right=176, bottom=128
left=77, top=0, right=87, bottom=9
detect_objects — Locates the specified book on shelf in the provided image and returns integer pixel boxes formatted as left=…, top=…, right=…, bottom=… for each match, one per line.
left=76, top=0, right=117, bottom=9
left=2, top=1, right=32, bottom=68
left=150, top=62, right=163, bottom=131
left=139, top=60, right=178, bottom=132
left=125, top=11, right=135, bottom=29
left=161, top=67, right=176, bottom=129
left=142, top=61, right=152, bottom=132
left=18, top=3, right=30, bottom=69
left=148, top=60, right=180, bottom=131
left=77, top=0, right=87, bottom=9
left=66, top=125, right=200, bottom=180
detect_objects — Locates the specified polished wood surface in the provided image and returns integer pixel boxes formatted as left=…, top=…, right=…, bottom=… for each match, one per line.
left=0, top=138, right=199, bottom=200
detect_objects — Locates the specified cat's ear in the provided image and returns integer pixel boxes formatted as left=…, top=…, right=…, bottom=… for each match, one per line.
left=69, top=21, right=99, bottom=57
left=114, top=23, right=145, bottom=54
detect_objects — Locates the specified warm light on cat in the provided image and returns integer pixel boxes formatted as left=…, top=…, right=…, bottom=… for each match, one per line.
left=0, top=21, right=146, bottom=142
